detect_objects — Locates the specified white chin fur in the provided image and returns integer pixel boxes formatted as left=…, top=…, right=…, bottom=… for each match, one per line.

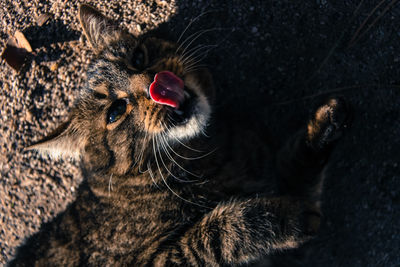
left=166, top=93, right=211, bottom=142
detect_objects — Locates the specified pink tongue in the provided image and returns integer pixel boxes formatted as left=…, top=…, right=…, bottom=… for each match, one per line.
left=149, top=71, right=185, bottom=109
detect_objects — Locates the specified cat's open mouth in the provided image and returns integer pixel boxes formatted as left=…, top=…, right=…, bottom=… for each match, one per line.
left=149, top=71, right=184, bottom=109
left=149, top=71, right=198, bottom=127
left=167, top=86, right=197, bottom=125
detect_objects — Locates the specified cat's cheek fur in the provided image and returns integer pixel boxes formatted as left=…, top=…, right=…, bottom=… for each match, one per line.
left=167, top=93, right=211, bottom=142
left=166, top=71, right=213, bottom=141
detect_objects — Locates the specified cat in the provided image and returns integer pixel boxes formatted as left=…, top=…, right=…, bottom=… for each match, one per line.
left=9, top=4, right=351, bottom=266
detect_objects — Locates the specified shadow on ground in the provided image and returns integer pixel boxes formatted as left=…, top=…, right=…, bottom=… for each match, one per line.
left=165, top=1, right=399, bottom=266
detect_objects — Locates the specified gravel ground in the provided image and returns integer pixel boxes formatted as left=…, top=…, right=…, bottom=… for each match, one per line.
left=1, top=0, right=399, bottom=266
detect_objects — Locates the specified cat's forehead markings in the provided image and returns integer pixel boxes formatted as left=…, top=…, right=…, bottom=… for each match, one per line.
left=94, top=83, right=109, bottom=96
left=116, top=90, right=129, bottom=99
left=94, top=83, right=128, bottom=99
left=103, top=39, right=135, bottom=61
left=129, top=74, right=152, bottom=94
left=102, top=51, right=119, bottom=62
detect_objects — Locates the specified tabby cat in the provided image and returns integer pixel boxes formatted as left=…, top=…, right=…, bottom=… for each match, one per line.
left=9, top=4, right=351, bottom=266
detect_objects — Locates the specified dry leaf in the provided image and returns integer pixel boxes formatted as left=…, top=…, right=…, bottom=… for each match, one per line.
left=14, top=31, right=32, bottom=52
left=1, top=31, right=32, bottom=72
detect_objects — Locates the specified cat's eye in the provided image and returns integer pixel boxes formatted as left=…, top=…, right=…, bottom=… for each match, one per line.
left=107, top=99, right=127, bottom=124
left=131, top=47, right=146, bottom=69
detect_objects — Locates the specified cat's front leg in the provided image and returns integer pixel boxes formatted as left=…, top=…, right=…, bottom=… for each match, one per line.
left=148, top=197, right=319, bottom=266
left=277, top=97, right=351, bottom=202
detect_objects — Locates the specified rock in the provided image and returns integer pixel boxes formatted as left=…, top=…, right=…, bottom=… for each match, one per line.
left=36, top=13, right=51, bottom=27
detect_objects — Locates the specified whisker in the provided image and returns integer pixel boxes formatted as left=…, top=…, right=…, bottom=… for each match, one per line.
left=178, top=28, right=228, bottom=59
left=306, top=0, right=364, bottom=84
left=176, top=9, right=216, bottom=45
left=183, top=61, right=208, bottom=69
left=348, top=0, right=383, bottom=46
left=160, top=131, right=214, bottom=161
left=182, top=29, right=235, bottom=67
left=147, top=161, right=161, bottom=190
left=157, top=136, right=184, bottom=174
left=138, top=127, right=149, bottom=174
left=132, top=132, right=146, bottom=168
left=183, top=55, right=210, bottom=72
left=180, top=28, right=228, bottom=57
left=182, top=45, right=216, bottom=65
left=108, top=173, right=113, bottom=197
left=156, top=135, right=195, bottom=183
left=349, top=0, right=399, bottom=47
left=162, top=121, right=204, bottom=153
left=177, top=28, right=212, bottom=55
left=184, top=65, right=209, bottom=74
left=183, top=59, right=209, bottom=73
left=152, top=136, right=209, bottom=208
left=166, top=113, right=178, bottom=125
left=180, top=44, right=210, bottom=61
left=200, top=127, right=211, bottom=138
left=157, top=132, right=202, bottom=178
left=180, top=44, right=217, bottom=64
left=176, top=29, right=205, bottom=55
left=183, top=54, right=210, bottom=68
left=182, top=29, right=234, bottom=73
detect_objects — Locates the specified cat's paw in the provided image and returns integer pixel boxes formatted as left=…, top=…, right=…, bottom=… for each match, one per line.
left=307, top=96, right=351, bottom=150
left=280, top=199, right=322, bottom=240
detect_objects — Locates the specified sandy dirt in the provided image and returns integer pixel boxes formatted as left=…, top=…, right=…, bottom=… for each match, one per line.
left=0, top=0, right=399, bottom=266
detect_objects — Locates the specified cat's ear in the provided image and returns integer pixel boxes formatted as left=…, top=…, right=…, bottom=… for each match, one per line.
left=78, top=4, right=120, bottom=51
left=26, top=119, right=86, bottom=160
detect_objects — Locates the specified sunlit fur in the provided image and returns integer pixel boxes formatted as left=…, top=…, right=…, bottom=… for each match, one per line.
left=71, top=31, right=215, bottom=175
left=10, top=5, right=351, bottom=266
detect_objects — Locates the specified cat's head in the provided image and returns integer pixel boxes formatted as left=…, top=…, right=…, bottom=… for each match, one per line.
left=29, top=4, right=214, bottom=174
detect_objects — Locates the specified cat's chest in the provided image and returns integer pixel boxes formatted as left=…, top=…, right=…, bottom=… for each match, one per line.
left=74, top=187, right=195, bottom=252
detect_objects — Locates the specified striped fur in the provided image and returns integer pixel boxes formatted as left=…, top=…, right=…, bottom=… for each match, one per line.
left=10, top=5, right=351, bottom=266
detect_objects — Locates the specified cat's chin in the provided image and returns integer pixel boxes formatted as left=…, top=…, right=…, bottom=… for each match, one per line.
left=164, top=85, right=211, bottom=142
